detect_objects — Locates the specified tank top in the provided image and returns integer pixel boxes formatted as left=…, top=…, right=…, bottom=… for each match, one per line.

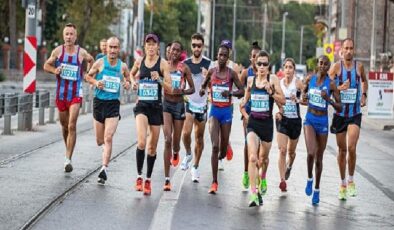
left=184, top=56, right=212, bottom=112
left=56, top=45, right=83, bottom=101
left=250, top=75, right=274, bottom=120
left=137, top=56, right=162, bottom=104
left=336, top=61, right=361, bottom=117
left=280, top=77, right=301, bottom=119
left=94, top=56, right=123, bottom=100
left=307, top=75, right=331, bottom=112
left=168, top=62, right=185, bottom=91
left=210, top=67, right=233, bottom=108
left=244, top=67, right=255, bottom=114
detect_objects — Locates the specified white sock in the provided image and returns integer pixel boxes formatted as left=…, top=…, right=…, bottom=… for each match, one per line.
left=308, top=178, right=313, bottom=182
left=314, top=189, right=320, bottom=192
left=165, top=177, right=170, bottom=181
left=348, top=175, right=354, bottom=182
left=342, top=179, right=347, bottom=186
left=101, top=165, right=107, bottom=171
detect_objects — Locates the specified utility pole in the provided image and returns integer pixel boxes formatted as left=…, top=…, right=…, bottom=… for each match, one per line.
left=137, top=0, right=144, bottom=48
left=211, top=0, right=216, bottom=59
left=232, top=0, right=237, bottom=62
left=197, top=0, right=201, bottom=33
left=370, top=0, right=376, bottom=71
left=281, top=12, right=288, bottom=66
left=299, top=25, right=304, bottom=64
left=262, top=4, right=267, bottom=50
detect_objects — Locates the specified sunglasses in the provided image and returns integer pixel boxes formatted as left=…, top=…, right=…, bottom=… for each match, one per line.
left=192, top=43, right=202, bottom=48
left=256, top=62, right=269, bottom=67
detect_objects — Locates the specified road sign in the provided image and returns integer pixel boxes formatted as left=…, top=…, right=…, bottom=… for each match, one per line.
left=23, top=36, right=37, bottom=93
left=324, top=43, right=334, bottom=62
left=367, top=72, right=394, bottom=119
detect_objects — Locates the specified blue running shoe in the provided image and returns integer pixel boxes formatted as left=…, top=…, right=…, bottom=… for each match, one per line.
left=312, top=190, right=320, bottom=205
left=305, top=178, right=313, bottom=196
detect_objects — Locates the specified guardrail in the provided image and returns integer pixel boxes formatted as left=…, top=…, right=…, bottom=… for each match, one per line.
left=1, top=85, right=136, bottom=135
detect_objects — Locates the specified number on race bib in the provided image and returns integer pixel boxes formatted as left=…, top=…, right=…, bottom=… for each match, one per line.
left=103, top=75, right=121, bottom=93
left=60, top=64, right=79, bottom=81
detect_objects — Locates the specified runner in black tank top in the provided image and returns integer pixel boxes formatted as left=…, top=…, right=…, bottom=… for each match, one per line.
left=129, top=33, right=172, bottom=196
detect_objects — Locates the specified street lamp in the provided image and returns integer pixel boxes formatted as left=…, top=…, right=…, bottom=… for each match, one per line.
left=281, top=12, right=288, bottom=66
left=299, top=25, right=304, bottom=64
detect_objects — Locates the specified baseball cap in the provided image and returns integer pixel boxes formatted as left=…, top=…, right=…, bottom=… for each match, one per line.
left=220, top=40, right=232, bottom=49
left=145, top=33, right=159, bottom=43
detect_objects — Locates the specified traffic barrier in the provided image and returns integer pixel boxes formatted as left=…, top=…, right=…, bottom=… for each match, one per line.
left=2, top=93, right=18, bottom=135
left=17, top=94, right=33, bottom=131
left=35, top=90, right=50, bottom=125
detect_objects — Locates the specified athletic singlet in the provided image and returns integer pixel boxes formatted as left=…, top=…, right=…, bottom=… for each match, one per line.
left=244, top=67, right=255, bottom=114
left=137, top=56, right=162, bottom=104
left=210, top=67, right=233, bottom=108
left=307, top=75, right=331, bottom=112
left=169, top=63, right=185, bottom=90
left=56, top=45, right=83, bottom=101
left=336, top=61, right=361, bottom=117
left=250, top=75, right=274, bottom=120
left=280, top=77, right=301, bottom=119
left=184, top=56, right=212, bottom=112
left=94, top=56, right=123, bottom=100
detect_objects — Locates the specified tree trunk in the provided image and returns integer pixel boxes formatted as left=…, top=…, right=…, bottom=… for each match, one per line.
left=78, top=0, right=92, bottom=46
left=9, top=0, right=17, bottom=68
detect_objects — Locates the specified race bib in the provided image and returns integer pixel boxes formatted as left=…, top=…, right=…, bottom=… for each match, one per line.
left=283, top=99, right=298, bottom=118
left=251, top=92, right=269, bottom=112
left=103, top=75, right=121, bottom=93
left=189, top=103, right=205, bottom=113
left=309, top=88, right=326, bottom=108
left=171, top=72, right=182, bottom=89
left=212, top=85, right=230, bottom=103
left=60, top=63, right=79, bottom=81
left=340, top=88, right=357, bottom=104
left=138, top=81, right=158, bottom=101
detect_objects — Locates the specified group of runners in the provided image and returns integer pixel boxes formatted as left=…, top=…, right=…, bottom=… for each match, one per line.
left=43, top=23, right=368, bottom=207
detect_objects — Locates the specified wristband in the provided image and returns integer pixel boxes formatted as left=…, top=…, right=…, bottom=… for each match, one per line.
left=328, top=99, right=334, bottom=105
left=362, top=92, right=367, bottom=98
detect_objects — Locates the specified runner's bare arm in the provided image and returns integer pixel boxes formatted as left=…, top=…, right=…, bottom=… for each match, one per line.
left=80, top=48, right=94, bottom=72
left=300, top=75, right=311, bottom=106
left=328, top=62, right=340, bottom=80
left=240, top=77, right=252, bottom=119
left=43, top=47, right=61, bottom=75
left=271, top=75, right=286, bottom=106
left=129, top=58, right=142, bottom=89
left=329, top=80, right=342, bottom=112
left=239, top=68, right=248, bottom=88
left=359, top=63, right=368, bottom=107
left=199, top=69, right=213, bottom=96
left=182, top=65, right=195, bottom=95
left=85, top=59, right=104, bottom=89
left=122, top=62, right=131, bottom=90
left=159, top=59, right=173, bottom=92
left=231, top=69, right=245, bottom=98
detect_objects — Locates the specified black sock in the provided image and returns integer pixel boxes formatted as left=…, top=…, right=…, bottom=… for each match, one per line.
left=147, top=154, right=156, bottom=178
left=136, top=148, right=145, bottom=175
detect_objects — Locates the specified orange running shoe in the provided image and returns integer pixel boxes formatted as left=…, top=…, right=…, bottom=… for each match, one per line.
left=163, top=180, right=171, bottom=191
left=171, top=152, right=180, bottom=167
left=143, top=179, right=151, bottom=195
left=135, top=177, right=143, bottom=191
left=208, top=182, right=218, bottom=194
left=226, top=143, right=233, bottom=161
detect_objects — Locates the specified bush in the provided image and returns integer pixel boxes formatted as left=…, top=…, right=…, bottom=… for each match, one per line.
left=0, top=71, right=5, bottom=82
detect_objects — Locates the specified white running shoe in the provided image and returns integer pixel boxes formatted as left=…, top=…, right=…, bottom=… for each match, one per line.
left=180, top=154, right=193, bottom=171
left=191, top=166, right=200, bottom=183
left=218, top=159, right=224, bottom=171
left=64, top=158, right=73, bottom=173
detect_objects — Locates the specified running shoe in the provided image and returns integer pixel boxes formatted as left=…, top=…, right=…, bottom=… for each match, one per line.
left=171, top=153, right=180, bottom=167
left=163, top=180, right=171, bottom=191
left=242, top=172, right=250, bottom=189
left=180, top=154, right=193, bottom=170
left=191, top=166, right=200, bottom=183
left=348, top=182, right=357, bottom=197
left=226, top=143, right=233, bottom=161
left=218, top=159, right=224, bottom=171
left=338, top=185, right=347, bottom=200
left=208, top=182, right=218, bottom=194
left=135, top=177, right=143, bottom=191
left=305, top=178, right=313, bottom=196
left=64, top=159, right=73, bottom=173
left=97, top=168, right=107, bottom=185
left=279, top=180, right=287, bottom=192
left=259, top=178, right=267, bottom=195
left=249, top=193, right=259, bottom=207
left=257, top=192, right=263, bottom=206
left=285, top=166, right=292, bottom=180
left=312, top=190, right=320, bottom=205
left=143, top=179, right=151, bottom=195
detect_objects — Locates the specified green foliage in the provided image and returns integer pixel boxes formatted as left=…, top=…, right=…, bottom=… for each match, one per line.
left=306, top=57, right=317, bottom=72
left=0, top=1, right=25, bottom=40
left=145, top=0, right=197, bottom=52
left=235, top=35, right=251, bottom=67
left=0, top=71, right=5, bottom=82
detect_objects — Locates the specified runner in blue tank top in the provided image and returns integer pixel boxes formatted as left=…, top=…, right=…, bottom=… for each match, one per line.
left=239, top=41, right=261, bottom=190
left=328, top=38, right=368, bottom=200
left=301, top=55, right=342, bottom=205
left=86, top=37, right=130, bottom=184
